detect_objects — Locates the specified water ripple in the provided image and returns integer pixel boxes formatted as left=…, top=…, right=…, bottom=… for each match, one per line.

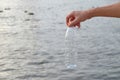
left=0, top=68, right=16, bottom=72
left=27, top=61, right=49, bottom=65
left=16, top=74, right=47, bottom=79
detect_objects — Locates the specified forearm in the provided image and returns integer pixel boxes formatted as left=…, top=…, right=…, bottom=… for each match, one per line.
left=89, top=2, right=120, bottom=18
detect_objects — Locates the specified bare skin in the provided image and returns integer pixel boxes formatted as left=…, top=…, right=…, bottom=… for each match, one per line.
left=66, top=2, right=120, bottom=28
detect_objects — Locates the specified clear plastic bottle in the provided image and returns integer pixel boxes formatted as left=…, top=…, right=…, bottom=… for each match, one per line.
left=65, top=27, right=79, bottom=69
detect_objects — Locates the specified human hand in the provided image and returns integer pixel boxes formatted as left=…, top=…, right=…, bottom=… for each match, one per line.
left=66, top=10, right=92, bottom=28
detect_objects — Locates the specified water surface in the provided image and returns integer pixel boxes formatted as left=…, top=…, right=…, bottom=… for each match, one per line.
left=0, top=0, right=120, bottom=80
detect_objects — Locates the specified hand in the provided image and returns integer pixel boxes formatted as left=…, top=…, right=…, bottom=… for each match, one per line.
left=66, top=10, right=92, bottom=28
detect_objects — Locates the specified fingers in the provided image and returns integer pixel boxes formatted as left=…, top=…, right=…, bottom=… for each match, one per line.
left=76, top=23, right=80, bottom=28
left=66, top=11, right=80, bottom=28
left=69, top=17, right=79, bottom=27
left=69, top=17, right=75, bottom=22
left=66, top=12, right=74, bottom=26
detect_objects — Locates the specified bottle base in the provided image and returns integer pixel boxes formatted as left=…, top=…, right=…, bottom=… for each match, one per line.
left=67, top=64, right=77, bottom=69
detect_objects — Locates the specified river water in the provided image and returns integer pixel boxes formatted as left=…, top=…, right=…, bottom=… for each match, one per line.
left=0, top=0, right=120, bottom=80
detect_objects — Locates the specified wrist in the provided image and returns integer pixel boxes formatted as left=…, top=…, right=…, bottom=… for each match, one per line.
left=87, top=7, right=104, bottom=18
left=84, top=9, right=95, bottom=19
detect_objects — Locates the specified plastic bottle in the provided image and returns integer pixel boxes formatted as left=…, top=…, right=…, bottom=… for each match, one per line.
left=65, top=27, right=79, bottom=69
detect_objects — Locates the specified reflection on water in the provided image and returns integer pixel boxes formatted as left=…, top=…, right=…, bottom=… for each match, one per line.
left=0, top=0, right=120, bottom=80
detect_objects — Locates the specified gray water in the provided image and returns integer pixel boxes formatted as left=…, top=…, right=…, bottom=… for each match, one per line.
left=0, top=0, right=120, bottom=80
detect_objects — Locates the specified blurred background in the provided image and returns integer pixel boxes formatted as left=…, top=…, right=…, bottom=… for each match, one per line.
left=0, top=0, right=120, bottom=80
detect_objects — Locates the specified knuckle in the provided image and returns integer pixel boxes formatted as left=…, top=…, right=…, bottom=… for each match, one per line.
left=66, top=15, right=69, bottom=18
left=72, top=11, right=75, bottom=14
left=72, top=11, right=77, bottom=14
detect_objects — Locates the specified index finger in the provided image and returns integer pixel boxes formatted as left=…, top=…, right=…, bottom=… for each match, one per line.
left=66, top=13, right=74, bottom=26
